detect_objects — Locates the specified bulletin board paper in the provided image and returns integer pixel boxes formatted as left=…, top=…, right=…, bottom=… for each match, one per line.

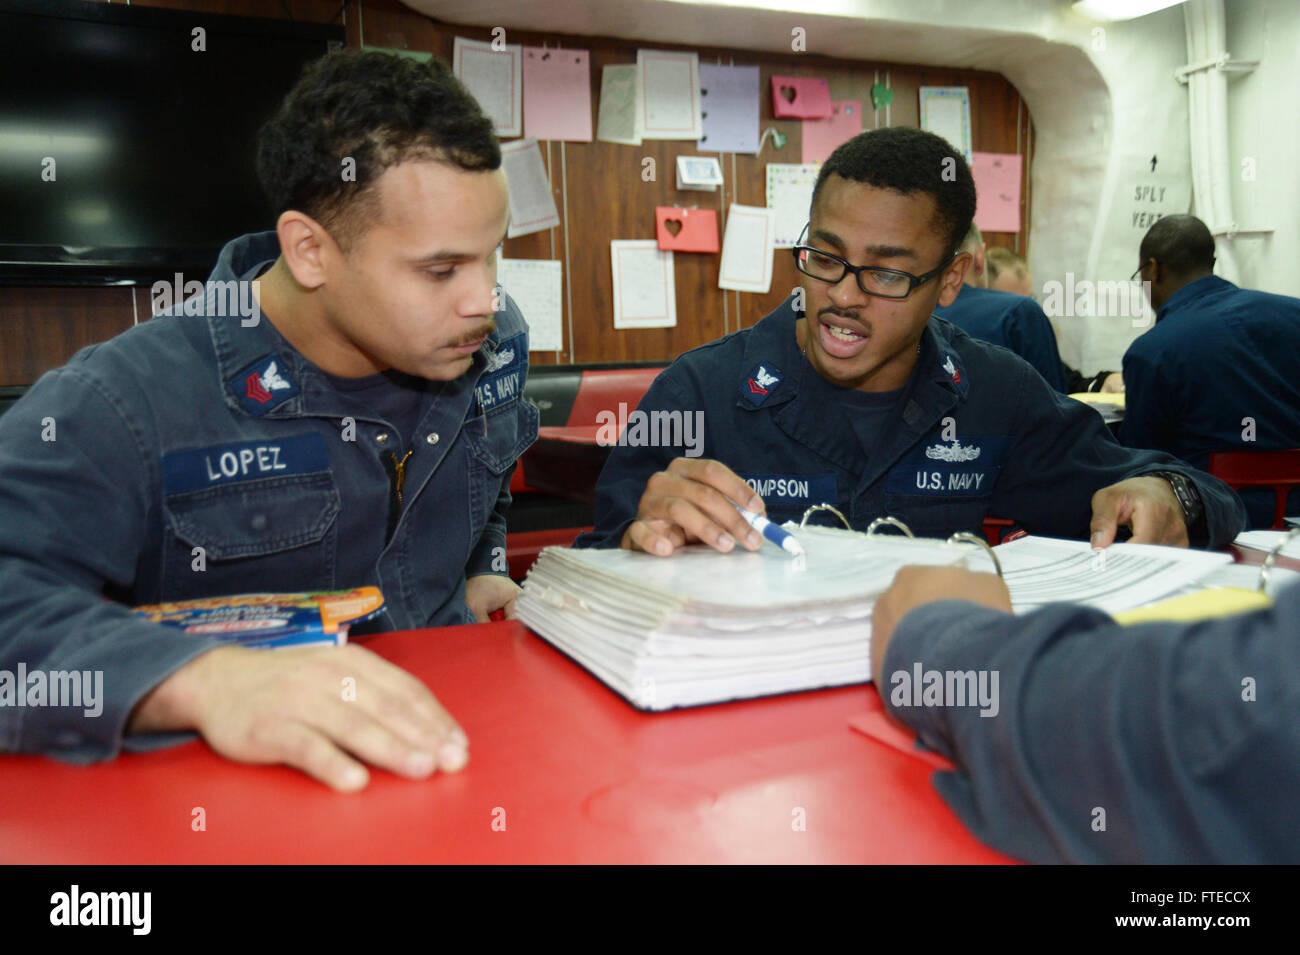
left=611, top=240, right=677, bottom=328
left=765, top=163, right=819, bottom=249
left=920, top=86, right=971, bottom=164
left=523, top=47, right=593, bottom=143
left=500, top=139, right=561, bottom=238
left=971, top=152, right=1023, bottom=233
left=499, top=258, right=564, bottom=352
left=637, top=50, right=703, bottom=140
left=719, top=204, right=775, bottom=294
left=454, top=37, right=522, bottom=138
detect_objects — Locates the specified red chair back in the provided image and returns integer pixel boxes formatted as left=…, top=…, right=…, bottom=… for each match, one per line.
left=981, top=517, right=1015, bottom=546
left=566, top=368, right=664, bottom=428
left=1207, top=448, right=1300, bottom=529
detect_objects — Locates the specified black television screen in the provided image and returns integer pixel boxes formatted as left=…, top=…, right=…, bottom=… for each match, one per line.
left=0, top=0, right=343, bottom=286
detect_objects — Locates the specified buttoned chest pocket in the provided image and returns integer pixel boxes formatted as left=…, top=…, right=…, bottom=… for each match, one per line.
left=736, top=472, right=844, bottom=531
left=465, top=399, right=540, bottom=542
left=879, top=434, right=1008, bottom=537
left=880, top=492, right=993, bottom=539
left=161, top=471, right=340, bottom=600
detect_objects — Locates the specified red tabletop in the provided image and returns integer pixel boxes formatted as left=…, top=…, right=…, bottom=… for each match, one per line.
left=0, top=622, right=1011, bottom=864
left=536, top=425, right=602, bottom=444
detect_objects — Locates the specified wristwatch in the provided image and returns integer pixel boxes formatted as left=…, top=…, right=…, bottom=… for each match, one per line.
left=1147, top=470, right=1204, bottom=531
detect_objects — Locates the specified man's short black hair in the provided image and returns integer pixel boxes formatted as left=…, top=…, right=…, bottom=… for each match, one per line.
left=1139, top=214, right=1216, bottom=277
left=810, top=126, right=977, bottom=262
left=257, top=49, right=500, bottom=250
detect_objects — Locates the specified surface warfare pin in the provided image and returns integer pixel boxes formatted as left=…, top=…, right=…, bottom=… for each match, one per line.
left=228, top=354, right=299, bottom=415
left=740, top=362, right=782, bottom=407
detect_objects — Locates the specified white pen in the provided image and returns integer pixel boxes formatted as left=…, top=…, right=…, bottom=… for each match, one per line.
left=733, top=503, right=806, bottom=559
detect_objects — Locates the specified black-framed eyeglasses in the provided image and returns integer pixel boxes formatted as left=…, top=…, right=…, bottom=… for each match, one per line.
left=1131, top=258, right=1157, bottom=281
left=790, top=223, right=955, bottom=300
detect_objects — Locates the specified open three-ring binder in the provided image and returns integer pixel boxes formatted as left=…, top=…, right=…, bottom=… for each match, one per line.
left=516, top=511, right=1247, bottom=712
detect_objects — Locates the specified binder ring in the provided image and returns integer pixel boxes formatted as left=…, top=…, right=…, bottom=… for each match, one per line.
left=1257, top=526, right=1300, bottom=593
left=866, top=516, right=914, bottom=538
left=946, top=531, right=1004, bottom=578
left=799, top=504, right=851, bottom=529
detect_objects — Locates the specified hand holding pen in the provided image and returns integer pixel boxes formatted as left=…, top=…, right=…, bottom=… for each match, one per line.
left=620, top=457, right=769, bottom=556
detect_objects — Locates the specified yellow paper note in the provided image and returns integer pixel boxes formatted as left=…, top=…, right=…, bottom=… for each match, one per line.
left=1069, top=392, right=1126, bottom=408
left=1113, top=587, right=1271, bottom=625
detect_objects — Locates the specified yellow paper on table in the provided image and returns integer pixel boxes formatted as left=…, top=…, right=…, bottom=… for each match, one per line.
left=1113, top=586, right=1271, bottom=625
left=1069, top=392, right=1125, bottom=408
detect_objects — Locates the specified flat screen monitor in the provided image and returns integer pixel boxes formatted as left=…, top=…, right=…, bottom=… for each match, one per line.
left=0, top=0, right=343, bottom=285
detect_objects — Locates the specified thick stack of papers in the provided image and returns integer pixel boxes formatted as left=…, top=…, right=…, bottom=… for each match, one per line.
left=1233, top=529, right=1300, bottom=560
left=993, top=537, right=1232, bottom=614
left=518, top=530, right=1239, bottom=711
left=517, top=527, right=976, bottom=710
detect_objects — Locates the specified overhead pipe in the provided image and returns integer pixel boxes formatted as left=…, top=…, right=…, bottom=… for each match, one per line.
left=1181, top=0, right=1256, bottom=284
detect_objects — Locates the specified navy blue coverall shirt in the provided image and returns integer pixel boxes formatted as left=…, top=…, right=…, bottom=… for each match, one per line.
left=0, top=231, right=538, bottom=762
left=575, top=295, right=1245, bottom=548
left=886, top=579, right=1300, bottom=863
left=933, top=284, right=1068, bottom=393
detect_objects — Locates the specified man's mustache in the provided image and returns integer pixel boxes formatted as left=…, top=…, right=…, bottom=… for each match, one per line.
left=452, top=320, right=496, bottom=347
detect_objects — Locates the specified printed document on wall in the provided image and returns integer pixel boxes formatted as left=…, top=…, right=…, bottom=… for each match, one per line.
left=611, top=240, right=677, bottom=328
left=718, top=204, right=774, bottom=293
left=765, top=163, right=818, bottom=249
left=971, top=152, right=1022, bottom=233
left=499, top=259, right=564, bottom=352
left=453, top=37, right=522, bottom=138
left=523, top=46, right=592, bottom=142
left=637, top=50, right=702, bottom=140
left=697, top=64, right=759, bottom=154
left=500, top=139, right=560, bottom=238
left=597, top=63, right=642, bottom=145
left=919, top=86, right=971, bottom=164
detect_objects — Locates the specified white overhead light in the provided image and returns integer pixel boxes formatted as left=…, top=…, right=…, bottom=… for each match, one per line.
left=1072, top=0, right=1187, bottom=22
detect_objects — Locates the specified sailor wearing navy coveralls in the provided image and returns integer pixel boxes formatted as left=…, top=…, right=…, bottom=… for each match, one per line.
left=933, top=283, right=1068, bottom=393
left=0, top=51, right=532, bottom=791
left=576, top=295, right=1243, bottom=548
left=1120, top=214, right=1300, bottom=528
left=0, top=231, right=538, bottom=762
left=577, top=128, right=1245, bottom=557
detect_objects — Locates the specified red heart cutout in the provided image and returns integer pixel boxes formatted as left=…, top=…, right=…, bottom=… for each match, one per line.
left=664, top=218, right=683, bottom=237
left=779, top=85, right=797, bottom=103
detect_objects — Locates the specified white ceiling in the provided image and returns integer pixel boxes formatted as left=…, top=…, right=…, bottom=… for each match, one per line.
left=397, top=0, right=1086, bottom=73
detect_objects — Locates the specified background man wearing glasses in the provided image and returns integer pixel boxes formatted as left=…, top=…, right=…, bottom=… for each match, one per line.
left=574, top=127, right=1244, bottom=554
left=1121, top=214, right=1300, bottom=528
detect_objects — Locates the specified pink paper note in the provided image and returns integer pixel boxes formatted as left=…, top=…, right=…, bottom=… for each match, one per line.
left=770, top=75, right=832, bottom=119
left=971, top=151, right=1023, bottom=233
left=523, top=47, right=593, bottom=142
left=801, top=100, right=862, bottom=164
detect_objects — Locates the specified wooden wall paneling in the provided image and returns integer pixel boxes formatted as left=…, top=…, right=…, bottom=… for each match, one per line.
left=0, top=289, right=136, bottom=386
left=4, top=0, right=1035, bottom=385
left=885, top=68, right=920, bottom=129
left=731, top=54, right=802, bottom=331
left=353, top=0, right=437, bottom=49
left=124, top=0, right=341, bottom=19
left=1021, top=104, right=1036, bottom=260
left=501, top=138, right=565, bottom=367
